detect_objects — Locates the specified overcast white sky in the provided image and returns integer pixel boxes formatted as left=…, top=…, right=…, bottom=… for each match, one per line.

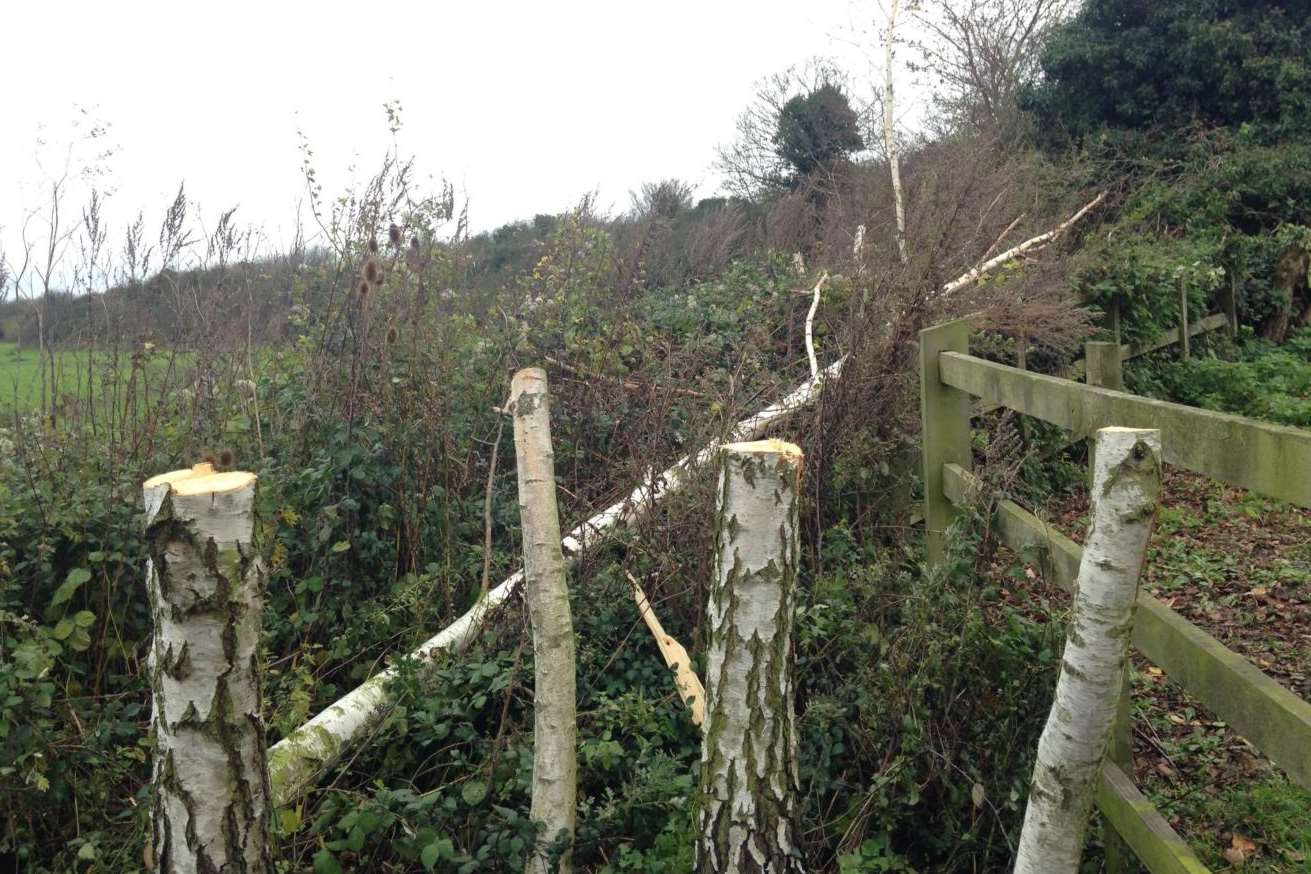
left=2, top=0, right=886, bottom=281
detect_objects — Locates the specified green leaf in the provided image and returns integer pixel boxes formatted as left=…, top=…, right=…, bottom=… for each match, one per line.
left=50, top=568, right=92, bottom=608
left=68, top=628, right=92, bottom=652
left=461, top=780, right=487, bottom=806
left=421, top=842, right=441, bottom=870
left=73, top=610, right=96, bottom=628
left=277, top=807, right=302, bottom=835
left=52, top=618, right=76, bottom=640
left=313, top=849, right=343, bottom=874
left=331, top=540, right=351, bottom=554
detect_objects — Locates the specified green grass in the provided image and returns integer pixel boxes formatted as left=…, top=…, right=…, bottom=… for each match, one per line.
left=0, top=341, right=191, bottom=416
left=0, top=341, right=47, bottom=411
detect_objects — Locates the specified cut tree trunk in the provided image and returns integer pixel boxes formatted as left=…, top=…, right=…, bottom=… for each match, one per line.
left=1013, top=428, right=1162, bottom=874
left=142, top=463, right=271, bottom=874
left=698, top=440, right=805, bottom=874
left=511, top=368, right=578, bottom=874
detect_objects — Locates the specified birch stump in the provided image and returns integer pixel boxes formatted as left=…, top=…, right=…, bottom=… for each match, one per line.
left=1014, top=428, right=1162, bottom=874
left=142, top=463, right=271, bottom=874
left=698, top=439, right=805, bottom=874
left=511, top=368, right=578, bottom=874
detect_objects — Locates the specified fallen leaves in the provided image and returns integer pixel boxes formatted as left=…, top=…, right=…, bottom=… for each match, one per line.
left=1222, top=832, right=1257, bottom=866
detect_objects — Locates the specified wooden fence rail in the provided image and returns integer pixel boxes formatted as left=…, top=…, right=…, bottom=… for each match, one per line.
left=921, top=316, right=1311, bottom=874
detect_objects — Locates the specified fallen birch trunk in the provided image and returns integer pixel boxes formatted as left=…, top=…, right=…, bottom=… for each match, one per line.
left=266, top=359, right=844, bottom=806
left=804, top=271, right=829, bottom=379
left=1013, top=427, right=1161, bottom=874
left=143, top=463, right=271, bottom=873
left=697, top=440, right=805, bottom=874
left=265, top=200, right=1107, bottom=807
left=511, top=369, right=578, bottom=874
left=940, top=192, right=1107, bottom=297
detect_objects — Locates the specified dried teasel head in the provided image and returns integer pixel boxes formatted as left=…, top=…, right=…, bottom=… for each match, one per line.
left=386, top=326, right=398, bottom=344
left=218, top=448, right=235, bottom=470
left=357, top=279, right=370, bottom=297
left=388, top=224, right=402, bottom=246
left=367, top=237, right=379, bottom=254
left=363, top=258, right=380, bottom=284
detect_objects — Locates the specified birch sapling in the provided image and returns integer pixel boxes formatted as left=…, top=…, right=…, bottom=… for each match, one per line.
left=142, top=463, right=271, bottom=874
left=511, top=368, right=578, bottom=874
left=882, top=0, right=909, bottom=265
left=1013, top=428, right=1162, bottom=874
left=698, top=439, right=805, bottom=874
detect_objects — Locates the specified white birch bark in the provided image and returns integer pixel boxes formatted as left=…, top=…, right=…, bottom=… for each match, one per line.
left=142, top=463, right=271, bottom=874
left=1014, top=428, right=1162, bottom=874
left=883, top=0, right=909, bottom=266
left=264, top=200, right=1112, bottom=806
left=939, top=192, right=1107, bottom=298
left=804, top=271, right=829, bottom=379
left=511, top=368, right=578, bottom=874
left=698, top=440, right=805, bottom=874
left=265, top=357, right=844, bottom=806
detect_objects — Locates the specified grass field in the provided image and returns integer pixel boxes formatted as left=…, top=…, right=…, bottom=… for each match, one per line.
left=0, top=342, right=49, bottom=411
left=0, top=341, right=190, bottom=415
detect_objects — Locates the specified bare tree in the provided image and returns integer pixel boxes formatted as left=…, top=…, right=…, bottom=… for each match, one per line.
left=13, top=170, right=81, bottom=416
left=715, top=59, right=857, bottom=199
left=629, top=178, right=696, bottom=221
left=911, top=0, right=1076, bottom=134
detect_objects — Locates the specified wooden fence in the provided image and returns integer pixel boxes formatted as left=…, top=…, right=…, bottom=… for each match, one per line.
left=919, top=317, right=1311, bottom=874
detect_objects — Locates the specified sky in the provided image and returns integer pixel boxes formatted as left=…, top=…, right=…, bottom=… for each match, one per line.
left=1, top=0, right=883, bottom=285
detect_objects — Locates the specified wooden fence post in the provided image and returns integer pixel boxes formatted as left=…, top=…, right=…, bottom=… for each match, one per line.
left=1085, top=341, right=1123, bottom=394
left=919, top=319, right=973, bottom=567
left=510, top=368, right=578, bottom=874
left=698, top=440, right=805, bottom=874
left=1015, top=428, right=1161, bottom=874
left=1221, top=274, right=1239, bottom=338
left=1179, top=277, right=1191, bottom=360
left=1083, top=342, right=1134, bottom=874
left=142, top=463, right=271, bottom=873
left=1085, top=340, right=1124, bottom=482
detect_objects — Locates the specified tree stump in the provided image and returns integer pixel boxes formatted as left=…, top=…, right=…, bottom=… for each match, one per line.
left=143, top=463, right=271, bottom=873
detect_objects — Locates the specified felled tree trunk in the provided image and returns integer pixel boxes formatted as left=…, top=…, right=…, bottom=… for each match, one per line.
left=142, top=463, right=271, bottom=874
left=698, top=440, right=805, bottom=874
left=511, top=368, right=578, bottom=874
left=1014, top=428, right=1162, bottom=874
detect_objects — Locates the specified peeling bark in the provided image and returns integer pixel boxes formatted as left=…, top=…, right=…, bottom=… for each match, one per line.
left=142, top=463, right=271, bottom=874
left=1014, top=428, right=1161, bottom=874
left=698, top=440, right=805, bottom=874
left=511, top=368, right=578, bottom=874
